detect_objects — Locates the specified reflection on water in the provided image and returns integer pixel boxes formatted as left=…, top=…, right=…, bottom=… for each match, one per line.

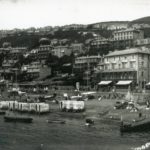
left=0, top=112, right=149, bottom=150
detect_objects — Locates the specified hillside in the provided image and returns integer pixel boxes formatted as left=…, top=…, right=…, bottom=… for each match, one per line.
left=90, top=21, right=129, bottom=26
left=129, top=16, right=150, bottom=25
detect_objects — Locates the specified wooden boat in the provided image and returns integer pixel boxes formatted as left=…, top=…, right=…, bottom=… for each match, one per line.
left=47, top=119, right=65, bottom=124
left=120, top=116, right=150, bottom=132
left=85, top=118, right=95, bottom=126
left=4, top=114, right=33, bottom=123
left=57, top=111, right=86, bottom=119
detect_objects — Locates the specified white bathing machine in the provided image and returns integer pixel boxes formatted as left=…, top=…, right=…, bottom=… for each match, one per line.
left=0, top=101, right=9, bottom=110
left=18, top=102, right=30, bottom=112
left=0, top=101, right=50, bottom=113
left=29, top=103, right=50, bottom=113
left=59, top=100, right=85, bottom=112
left=37, top=103, right=50, bottom=113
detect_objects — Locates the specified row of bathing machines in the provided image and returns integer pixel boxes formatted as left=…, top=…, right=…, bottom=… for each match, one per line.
left=0, top=100, right=85, bottom=113
left=0, top=101, right=50, bottom=113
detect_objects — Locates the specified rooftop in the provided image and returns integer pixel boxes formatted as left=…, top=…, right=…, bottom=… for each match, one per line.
left=106, top=47, right=150, bottom=57
left=76, top=55, right=101, bottom=59
left=113, top=28, right=142, bottom=33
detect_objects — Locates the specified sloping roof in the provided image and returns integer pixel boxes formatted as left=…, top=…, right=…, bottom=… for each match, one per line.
left=113, top=28, right=141, bottom=33
left=106, top=47, right=150, bottom=57
left=146, top=82, right=150, bottom=86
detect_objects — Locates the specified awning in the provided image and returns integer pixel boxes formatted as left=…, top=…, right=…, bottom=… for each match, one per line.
left=146, top=82, right=150, bottom=86
left=98, top=81, right=112, bottom=85
left=116, top=80, right=132, bottom=85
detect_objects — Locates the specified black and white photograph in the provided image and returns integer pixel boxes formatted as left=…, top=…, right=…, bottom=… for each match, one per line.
left=0, top=0, right=150, bottom=150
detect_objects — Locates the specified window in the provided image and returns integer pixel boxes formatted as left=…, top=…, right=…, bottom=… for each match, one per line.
left=122, top=62, right=125, bottom=68
left=141, top=71, right=144, bottom=77
left=141, top=61, right=144, bottom=67
left=130, top=62, right=134, bottom=68
left=105, top=64, right=109, bottom=70
left=119, top=64, right=121, bottom=69
left=122, top=62, right=126, bottom=68
left=132, top=55, right=134, bottom=59
left=112, top=64, right=115, bottom=69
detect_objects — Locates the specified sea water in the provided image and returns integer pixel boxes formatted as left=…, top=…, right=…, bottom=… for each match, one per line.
left=0, top=112, right=149, bottom=150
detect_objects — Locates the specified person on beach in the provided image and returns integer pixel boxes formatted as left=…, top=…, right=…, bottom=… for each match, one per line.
left=146, top=100, right=150, bottom=108
left=139, top=112, right=142, bottom=118
left=98, top=96, right=102, bottom=101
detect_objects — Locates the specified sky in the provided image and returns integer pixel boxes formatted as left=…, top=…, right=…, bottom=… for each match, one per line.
left=0, top=0, right=150, bottom=29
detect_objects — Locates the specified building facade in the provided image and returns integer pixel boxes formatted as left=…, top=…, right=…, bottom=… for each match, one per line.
left=98, top=47, right=150, bottom=89
left=52, top=46, right=71, bottom=58
left=112, top=29, right=144, bottom=50
left=21, top=61, right=41, bottom=80
left=74, top=55, right=102, bottom=72
left=71, top=43, right=84, bottom=55
left=134, top=38, right=150, bottom=47
left=90, top=37, right=112, bottom=54
left=37, top=45, right=53, bottom=60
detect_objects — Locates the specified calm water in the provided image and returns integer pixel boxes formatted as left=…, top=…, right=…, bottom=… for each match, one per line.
left=0, top=112, right=149, bottom=150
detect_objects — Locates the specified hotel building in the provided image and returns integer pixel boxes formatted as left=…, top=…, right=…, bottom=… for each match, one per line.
left=112, top=29, right=144, bottom=50
left=98, top=47, right=150, bottom=89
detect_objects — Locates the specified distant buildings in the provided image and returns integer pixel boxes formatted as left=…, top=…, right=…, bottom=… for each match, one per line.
left=74, top=55, right=102, bottom=73
left=22, top=61, right=40, bottom=73
left=0, top=47, right=28, bottom=81
left=62, top=24, right=87, bottom=30
left=7, top=47, right=27, bottom=60
left=1, top=22, right=150, bottom=88
left=134, top=38, right=150, bottom=47
left=113, top=29, right=144, bottom=41
left=52, top=46, right=71, bottom=58
left=90, top=37, right=111, bottom=54
left=37, top=45, right=53, bottom=61
left=0, top=59, right=18, bottom=80
left=70, top=43, right=84, bottom=55
left=21, top=61, right=51, bottom=80
left=91, top=22, right=128, bottom=30
left=112, top=28, right=144, bottom=49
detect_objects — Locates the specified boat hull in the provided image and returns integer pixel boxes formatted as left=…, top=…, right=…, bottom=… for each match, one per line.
left=120, top=118, right=150, bottom=132
left=47, top=120, right=66, bottom=124
left=4, top=116, right=33, bottom=123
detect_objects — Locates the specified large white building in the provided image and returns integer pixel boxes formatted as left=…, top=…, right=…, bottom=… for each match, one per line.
left=112, top=28, right=144, bottom=50
left=113, top=29, right=144, bottom=41
left=98, top=47, right=150, bottom=89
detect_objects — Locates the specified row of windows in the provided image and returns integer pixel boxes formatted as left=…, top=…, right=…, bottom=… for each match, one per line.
left=114, top=36, right=133, bottom=40
left=106, top=55, right=135, bottom=61
left=114, top=31, right=134, bottom=36
left=105, top=62, right=136, bottom=69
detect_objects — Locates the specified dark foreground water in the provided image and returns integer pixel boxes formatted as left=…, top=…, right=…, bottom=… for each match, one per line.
left=0, top=112, right=149, bottom=150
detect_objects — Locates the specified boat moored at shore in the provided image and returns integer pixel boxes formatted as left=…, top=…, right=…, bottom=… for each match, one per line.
left=4, top=113, right=33, bottom=123
left=120, top=116, right=150, bottom=132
